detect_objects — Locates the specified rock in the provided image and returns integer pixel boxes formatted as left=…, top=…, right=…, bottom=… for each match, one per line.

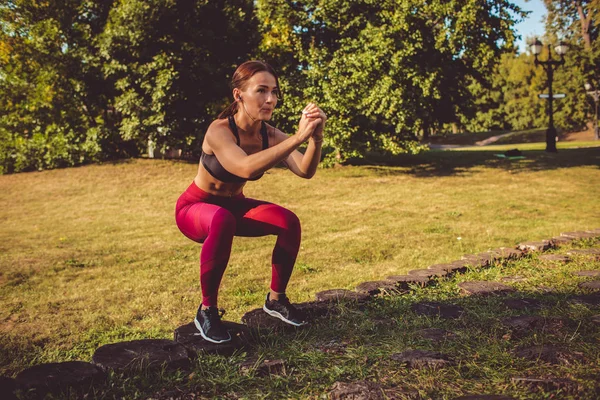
left=501, top=315, right=544, bottom=331
left=513, top=344, right=584, bottom=365
left=174, top=322, right=247, bottom=356
left=569, top=293, right=600, bottom=306
left=560, top=231, right=598, bottom=239
left=328, top=381, right=384, bottom=400
left=386, top=275, right=431, bottom=290
left=92, top=339, right=189, bottom=373
left=315, top=289, right=370, bottom=303
left=15, top=361, right=105, bottom=396
left=585, top=228, right=600, bottom=234
left=407, top=269, right=449, bottom=278
left=501, top=298, right=542, bottom=311
left=538, top=254, right=570, bottom=263
left=566, top=248, right=600, bottom=256
left=241, top=308, right=298, bottom=333
left=491, top=248, right=524, bottom=260
left=453, top=396, right=516, bottom=400
left=573, top=270, right=600, bottom=277
left=0, top=376, right=17, bottom=400
left=416, top=328, right=457, bottom=342
left=475, top=252, right=500, bottom=266
left=461, top=253, right=495, bottom=267
left=517, top=241, right=552, bottom=252
left=355, top=280, right=400, bottom=295
left=458, top=281, right=515, bottom=296
left=296, top=300, right=334, bottom=319
left=511, top=376, right=582, bottom=393
left=427, top=262, right=468, bottom=275
left=551, top=236, right=573, bottom=246
left=579, top=280, right=600, bottom=290
left=411, top=302, right=464, bottom=319
left=239, top=359, right=286, bottom=377
left=390, top=349, right=454, bottom=369
left=536, top=285, right=558, bottom=294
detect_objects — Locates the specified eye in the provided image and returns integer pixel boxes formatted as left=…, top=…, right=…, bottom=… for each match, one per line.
left=258, top=88, right=265, bottom=93
left=272, top=90, right=279, bottom=97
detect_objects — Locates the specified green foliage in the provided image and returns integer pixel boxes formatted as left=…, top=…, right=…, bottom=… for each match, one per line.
left=256, top=0, right=524, bottom=164
left=98, top=0, right=259, bottom=156
left=2, top=0, right=597, bottom=173
left=0, top=0, right=124, bottom=173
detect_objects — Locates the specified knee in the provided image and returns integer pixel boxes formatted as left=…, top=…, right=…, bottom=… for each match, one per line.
left=211, top=209, right=237, bottom=237
left=280, top=209, right=301, bottom=234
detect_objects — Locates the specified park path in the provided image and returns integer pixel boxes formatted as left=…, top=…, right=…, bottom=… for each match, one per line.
left=428, top=132, right=514, bottom=149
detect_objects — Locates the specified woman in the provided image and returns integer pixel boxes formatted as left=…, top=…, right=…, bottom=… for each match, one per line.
left=175, top=61, right=326, bottom=344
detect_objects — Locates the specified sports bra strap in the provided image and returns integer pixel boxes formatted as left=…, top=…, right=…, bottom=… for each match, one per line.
left=228, top=115, right=268, bottom=150
left=227, top=116, right=241, bottom=145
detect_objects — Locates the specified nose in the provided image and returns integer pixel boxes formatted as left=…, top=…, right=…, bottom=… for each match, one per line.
left=266, top=92, right=276, bottom=104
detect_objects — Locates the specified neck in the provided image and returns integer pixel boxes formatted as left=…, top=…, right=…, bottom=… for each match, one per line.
left=234, top=110, right=261, bottom=135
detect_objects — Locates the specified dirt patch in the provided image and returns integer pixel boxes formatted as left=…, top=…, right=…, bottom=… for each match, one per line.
left=560, top=127, right=596, bottom=142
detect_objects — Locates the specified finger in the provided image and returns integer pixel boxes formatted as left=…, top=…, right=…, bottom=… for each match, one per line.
left=305, top=103, right=317, bottom=111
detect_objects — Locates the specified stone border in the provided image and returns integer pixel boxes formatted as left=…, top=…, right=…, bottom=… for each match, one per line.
left=4, top=228, right=599, bottom=398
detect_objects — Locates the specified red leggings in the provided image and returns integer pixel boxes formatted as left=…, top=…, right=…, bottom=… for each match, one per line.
left=175, top=182, right=301, bottom=307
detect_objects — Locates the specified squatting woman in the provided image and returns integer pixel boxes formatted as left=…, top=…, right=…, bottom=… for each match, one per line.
left=175, top=61, right=326, bottom=343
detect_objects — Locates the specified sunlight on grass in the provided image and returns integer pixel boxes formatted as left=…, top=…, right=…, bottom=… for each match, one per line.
left=1, top=148, right=599, bottom=375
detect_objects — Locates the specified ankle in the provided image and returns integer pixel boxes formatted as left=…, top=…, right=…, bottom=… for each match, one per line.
left=269, top=291, right=286, bottom=301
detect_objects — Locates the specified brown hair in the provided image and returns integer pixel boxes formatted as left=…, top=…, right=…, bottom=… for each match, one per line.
left=218, top=60, right=282, bottom=119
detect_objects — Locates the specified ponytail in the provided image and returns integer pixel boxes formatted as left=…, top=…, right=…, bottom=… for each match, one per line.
left=218, top=101, right=238, bottom=119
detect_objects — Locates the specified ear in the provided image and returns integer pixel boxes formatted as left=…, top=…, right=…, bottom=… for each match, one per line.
left=232, top=88, right=242, bottom=101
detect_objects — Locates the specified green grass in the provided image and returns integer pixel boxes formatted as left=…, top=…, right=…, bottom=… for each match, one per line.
left=452, top=141, right=600, bottom=152
left=1, top=146, right=599, bottom=396
left=14, top=240, right=600, bottom=399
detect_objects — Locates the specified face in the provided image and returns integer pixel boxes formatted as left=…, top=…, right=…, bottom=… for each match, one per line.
left=236, top=71, right=279, bottom=121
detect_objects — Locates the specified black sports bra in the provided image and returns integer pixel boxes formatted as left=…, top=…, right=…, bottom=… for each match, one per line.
left=201, top=116, right=269, bottom=183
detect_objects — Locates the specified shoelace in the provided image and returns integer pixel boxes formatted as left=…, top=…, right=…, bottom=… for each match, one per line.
left=276, top=296, right=298, bottom=313
left=204, top=307, right=226, bottom=323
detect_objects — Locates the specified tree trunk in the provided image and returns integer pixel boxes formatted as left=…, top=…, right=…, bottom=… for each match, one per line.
left=422, top=120, right=430, bottom=139
left=575, top=1, right=592, bottom=50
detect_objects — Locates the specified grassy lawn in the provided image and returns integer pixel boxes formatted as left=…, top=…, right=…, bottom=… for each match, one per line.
left=1, top=144, right=599, bottom=386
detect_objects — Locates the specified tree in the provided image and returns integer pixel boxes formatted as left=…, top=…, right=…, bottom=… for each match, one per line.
left=0, top=0, right=117, bottom=173
left=543, top=0, right=599, bottom=130
left=256, top=0, right=525, bottom=164
left=98, top=0, right=259, bottom=156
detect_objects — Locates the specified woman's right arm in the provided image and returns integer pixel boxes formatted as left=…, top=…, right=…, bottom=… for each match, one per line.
left=206, top=117, right=321, bottom=179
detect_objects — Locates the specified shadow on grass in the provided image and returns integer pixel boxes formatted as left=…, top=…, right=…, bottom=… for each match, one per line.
left=348, top=147, right=600, bottom=177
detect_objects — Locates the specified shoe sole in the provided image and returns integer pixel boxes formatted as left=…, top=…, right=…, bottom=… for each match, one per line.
left=263, top=305, right=307, bottom=327
left=194, top=317, right=232, bottom=344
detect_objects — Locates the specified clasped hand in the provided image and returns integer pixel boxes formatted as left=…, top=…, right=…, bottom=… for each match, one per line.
left=296, top=102, right=327, bottom=143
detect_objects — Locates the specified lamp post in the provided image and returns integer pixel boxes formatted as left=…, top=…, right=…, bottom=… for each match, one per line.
left=530, top=39, right=569, bottom=152
left=584, top=82, right=600, bottom=140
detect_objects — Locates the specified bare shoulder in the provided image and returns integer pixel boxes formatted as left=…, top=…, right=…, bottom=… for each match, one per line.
left=206, top=118, right=231, bottom=137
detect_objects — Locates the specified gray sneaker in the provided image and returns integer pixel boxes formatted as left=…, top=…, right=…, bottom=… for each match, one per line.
left=263, top=293, right=307, bottom=326
left=194, top=306, right=231, bottom=344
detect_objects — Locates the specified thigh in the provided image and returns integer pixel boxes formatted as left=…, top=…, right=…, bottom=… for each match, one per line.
left=235, top=198, right=299, bottom=237
left=176, top=202, right=230, bottom=243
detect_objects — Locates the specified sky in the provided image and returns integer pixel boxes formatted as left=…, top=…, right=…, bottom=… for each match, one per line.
left=512, top=0, right=548, bottom=52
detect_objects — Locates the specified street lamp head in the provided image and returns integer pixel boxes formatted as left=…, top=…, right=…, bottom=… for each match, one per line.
left=585, top=82, right=592, bottom=91
left=530, top=39, right=543, bottom=55
left=555, top=41, right=569, bottom=56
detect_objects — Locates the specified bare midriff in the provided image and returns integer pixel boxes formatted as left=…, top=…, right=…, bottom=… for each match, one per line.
left=193, top=165, right=246, bottom=197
